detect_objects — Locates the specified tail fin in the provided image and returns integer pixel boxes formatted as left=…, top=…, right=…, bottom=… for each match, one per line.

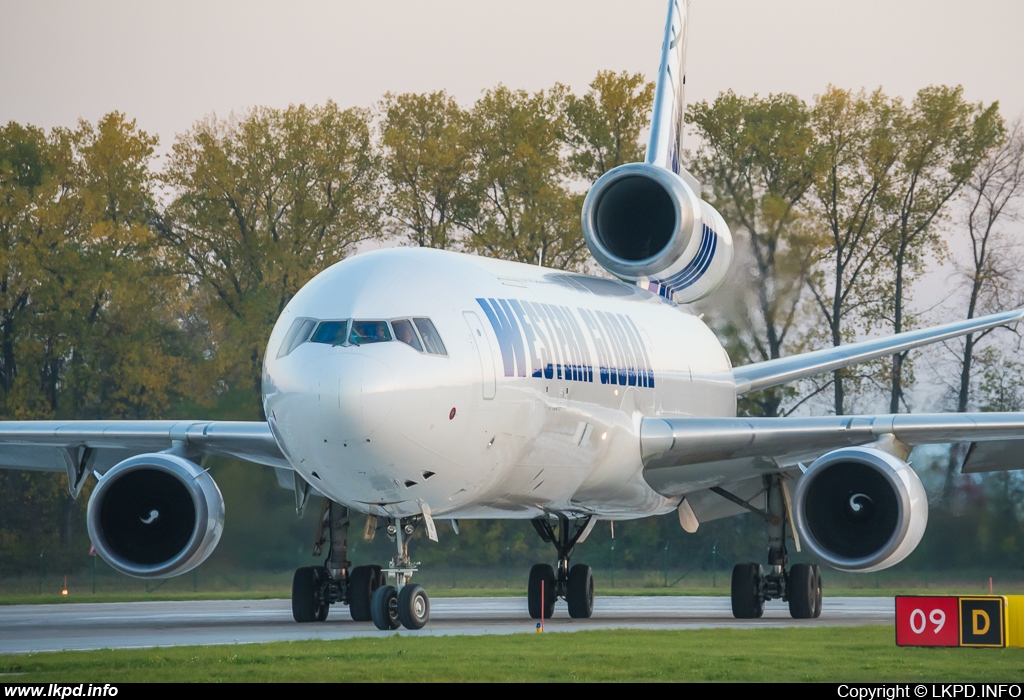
left=645, top=0, right=699, bottom=192
left=580, top=0, right=731, bottom=303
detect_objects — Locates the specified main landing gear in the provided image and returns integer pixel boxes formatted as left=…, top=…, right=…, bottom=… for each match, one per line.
left=528, top=514, right=595, bottom=619
left=727, top=475, right=822, bottom=620
left=290, top=501, right=431, bottom=630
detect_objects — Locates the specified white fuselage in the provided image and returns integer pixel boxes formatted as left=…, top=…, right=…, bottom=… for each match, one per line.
left=262, top=248, right=736, bottom=520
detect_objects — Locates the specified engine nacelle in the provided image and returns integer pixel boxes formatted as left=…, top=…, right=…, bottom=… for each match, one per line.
left=87, top=453, right=225, bottom=579
left=792, top=447, right=928, bottom=573
left=581, top=162, right=733, bottom=304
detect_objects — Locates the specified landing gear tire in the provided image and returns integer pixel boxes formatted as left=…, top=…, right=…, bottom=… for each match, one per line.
left=292, top=566, right=329, bottom=623
left=397, top=584, right=430, bottom=630
left=371, top=584, right=400, bottom=630
left=349, top=565, right=380, bottom=622
left=731, top=563, right=765, bottom=619
left=566, top=564, right=595, bottom=619
left=788, top=563, right=818, bottom=619
left=811, top=564, right=822, bottom=618
left=528, top=563, right=557, bottom=620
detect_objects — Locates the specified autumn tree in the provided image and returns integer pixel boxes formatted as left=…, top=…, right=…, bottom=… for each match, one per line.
left=881, top=87, right=1003, bottom=413
left=562, top=70, right=654, bottom=181
left=805, top=88, right=903, bottom=414
left=0, top=114, right=191, bottom=566
left=160, top=102, right=382, bottom=412
left=687, top=92, right=820, bottom=416
left=0, top=122, right=50, bottom=413
left=464, top=86, right=586, bottom=270
left=947, top=119, right=1024, bottom=414
left=934, top=119, right=1024, bottom=499
left=379, top=91, right=477, bottom=249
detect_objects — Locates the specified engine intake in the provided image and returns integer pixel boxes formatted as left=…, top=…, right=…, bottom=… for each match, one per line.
left=581, top=163, right=733, bottom=304
left=792, top=447, right=928, bottom=573
left=87, top=453, right=225, bottom=579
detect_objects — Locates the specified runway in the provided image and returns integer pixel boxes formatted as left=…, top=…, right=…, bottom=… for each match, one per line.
left=0, top=596, right=894, bottom=654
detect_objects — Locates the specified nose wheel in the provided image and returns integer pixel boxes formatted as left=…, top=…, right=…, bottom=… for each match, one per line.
left=369, top=516, right=431, bottom=631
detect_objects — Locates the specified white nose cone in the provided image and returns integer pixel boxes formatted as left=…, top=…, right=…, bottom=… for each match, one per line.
left=335, top=353, right=395, bottom=439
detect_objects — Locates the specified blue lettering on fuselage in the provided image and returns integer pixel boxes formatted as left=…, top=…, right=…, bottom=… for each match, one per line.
left=475, top=298, right=653, bottom=388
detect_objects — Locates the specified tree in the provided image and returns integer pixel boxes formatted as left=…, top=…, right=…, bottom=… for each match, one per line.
left=937, top=119, right=1024, bottom=499
left=687, top=92, right=820, bottom=416
left=805, top=88, right=903, bottom=414
left=881, top=87, right=1003, bottom=413
left=379, top=91, right=477, bottom=249
left=160, top=103, right=381, bottom=412
left=0, top=122, right=50, bottom=409
left=562, top=70, right=654, bottom=182
left=0, top=113, right=191, bottom=564
left=465, top=86, right=585, bottom=270
left=949, top=118, right=1024, bottom=414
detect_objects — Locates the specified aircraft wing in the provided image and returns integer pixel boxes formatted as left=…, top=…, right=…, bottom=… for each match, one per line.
left=640, top=412, right=1024, bottom=498
left=732, top=307, right=1024, bottom=395
left=0, top=420, right=288, bottom=496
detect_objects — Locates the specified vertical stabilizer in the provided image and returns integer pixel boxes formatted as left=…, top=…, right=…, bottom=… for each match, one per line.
left=645, top=0, right=699, bottom=193
left=580, top=0, right=730, bottom=302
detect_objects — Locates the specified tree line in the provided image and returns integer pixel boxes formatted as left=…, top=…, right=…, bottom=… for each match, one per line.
left=1, top=72, right=1023, bottom=577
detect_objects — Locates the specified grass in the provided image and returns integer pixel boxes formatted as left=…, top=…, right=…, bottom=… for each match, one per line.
left=3, top=627, right=1024, bottom=682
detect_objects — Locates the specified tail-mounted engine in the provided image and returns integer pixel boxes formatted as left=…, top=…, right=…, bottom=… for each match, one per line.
left=87, top=453, right=225, bottom=579
left=792, top=447, right=928, bottom=573
left=581, top=162, right=733, bottom=304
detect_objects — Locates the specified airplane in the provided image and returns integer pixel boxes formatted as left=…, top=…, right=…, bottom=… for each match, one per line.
left=3, top=0, right=1024, bottom=631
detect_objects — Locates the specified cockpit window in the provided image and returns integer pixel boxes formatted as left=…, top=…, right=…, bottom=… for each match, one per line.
left=391, top=319, right=423, bottom=352
left=277, top=318, right=317, bottom=358
left=304, top=317, right=445, bottom=355
left=310, top=320, right=349, bottom=345
left=349, top=320, right=392, bottom=345
left=414, top=318, right=447, bottom=356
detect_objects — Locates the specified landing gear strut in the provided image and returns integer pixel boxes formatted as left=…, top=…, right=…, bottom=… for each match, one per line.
left=728, top=475, right=822, bottom=620
left=370, top=516, right=430, bottom=631
left=291, top=500, right=384, bottom=623
left=528, top=515, right=595, bottom=619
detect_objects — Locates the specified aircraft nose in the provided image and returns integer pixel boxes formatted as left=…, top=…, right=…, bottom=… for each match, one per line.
left=335, top=353, right=395, bottom=439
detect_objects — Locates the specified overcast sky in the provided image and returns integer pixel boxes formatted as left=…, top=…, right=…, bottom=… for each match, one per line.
left=2, top=0, right=1022, bottom=150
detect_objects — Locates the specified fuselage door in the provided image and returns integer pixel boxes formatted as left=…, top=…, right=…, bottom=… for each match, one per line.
left=463, top=311, right=496, bottom=400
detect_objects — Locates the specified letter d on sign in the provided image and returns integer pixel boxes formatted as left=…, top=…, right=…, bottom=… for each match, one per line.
left=973, top=609, right=991, bottom=636
left=960, top=597, right=1006, bottom=647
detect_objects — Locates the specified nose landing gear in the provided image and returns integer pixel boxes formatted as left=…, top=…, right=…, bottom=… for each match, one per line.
left=370, top=516, right=430, bottom=631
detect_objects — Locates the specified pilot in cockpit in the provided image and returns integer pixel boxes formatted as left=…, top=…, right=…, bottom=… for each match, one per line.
left=392, top=320, right=419, bottom=348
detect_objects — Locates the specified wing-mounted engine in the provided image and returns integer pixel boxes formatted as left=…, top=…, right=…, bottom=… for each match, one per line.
left=792, top=446, right=928, bottom=573
left=581, top=163, right=733, bottom=304
left=87, top=453, right=225, bottom=579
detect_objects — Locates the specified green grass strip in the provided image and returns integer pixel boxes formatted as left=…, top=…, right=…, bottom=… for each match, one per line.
left=4, top=627, right=1024, bottom=682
